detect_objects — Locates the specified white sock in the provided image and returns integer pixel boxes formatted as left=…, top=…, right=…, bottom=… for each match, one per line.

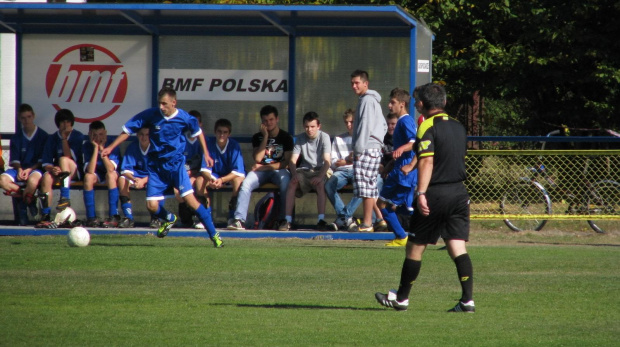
left=285, top=215, right=292, bottom=223
left=318, top=214, right=325, bottom=222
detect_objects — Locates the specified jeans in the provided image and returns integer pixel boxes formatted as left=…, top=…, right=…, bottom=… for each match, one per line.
left=325, top=168, right=362, bottom=220
left=234, top=169, right=290, bottom=222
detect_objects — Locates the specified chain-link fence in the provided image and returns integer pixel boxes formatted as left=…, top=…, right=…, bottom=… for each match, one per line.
left=466, top=150, right=620, bottom=232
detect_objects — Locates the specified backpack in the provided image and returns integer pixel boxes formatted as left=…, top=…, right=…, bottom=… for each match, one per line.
left=253, top=192, right=280, bottom=230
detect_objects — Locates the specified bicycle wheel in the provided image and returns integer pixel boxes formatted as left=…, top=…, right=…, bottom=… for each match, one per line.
left=501, top=181, right=552, bottom=231
left=587, top=180, right=620, bottom=233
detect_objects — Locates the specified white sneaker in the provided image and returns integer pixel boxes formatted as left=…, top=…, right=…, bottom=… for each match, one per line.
left=193, top=222, right=205, bottom=229
left=375, top=289, right=409, bottom=311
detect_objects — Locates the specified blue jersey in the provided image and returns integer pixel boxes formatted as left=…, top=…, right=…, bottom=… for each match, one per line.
left=122, top=108, right=202, bottom=166
left=391, top=114, right=418, bottom=187
left=206, top=137, right=246, bottom=179
left=120, top=140, right=150, bottom=178
left=9, top=126, right=49, bottom=169
left=183, top=136, right=207, bottom=171
left=41, top=130, right=85, bottom=169
left=83, top=137, right=120, bottom=173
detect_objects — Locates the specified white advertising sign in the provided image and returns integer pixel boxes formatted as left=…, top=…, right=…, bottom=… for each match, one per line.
left=21, top=35, right=151, bottom=134
left=417, top=59, right=430, bottom=73
left=159, top=69, right=288, bottom=101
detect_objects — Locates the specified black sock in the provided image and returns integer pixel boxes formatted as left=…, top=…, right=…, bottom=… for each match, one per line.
left=454, top=253, right=474, bottom=302
left=396, top=258, right=422, bottom=302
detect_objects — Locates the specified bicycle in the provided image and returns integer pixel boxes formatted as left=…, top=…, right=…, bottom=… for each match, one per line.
left=501, top=131, right=620, bottom=233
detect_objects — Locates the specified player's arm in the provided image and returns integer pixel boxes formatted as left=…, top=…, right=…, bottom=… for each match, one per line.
left=253, top=131, right=269, bottom=163
left=392, top=141, right=414, bottom=159
left=102, top=133, right=130, bottom=158
left=195, top=132, right=214, bottom=168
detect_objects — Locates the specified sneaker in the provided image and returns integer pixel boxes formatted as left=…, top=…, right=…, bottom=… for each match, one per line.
left=226, top=219, right=245, bottom=230
left=373, top=219, right=389, bottom=231
left=35, top=214, right=56, bottom=229
left=157, top=214, right=177, bottom=238
left=316, top=219, right=331, bottom=231
left=447, top=300, right=475, bottom=313
left=102, top=215, right=121, bottom=228
left=149, top=218, right=161, bottom=229
left=118, top=217, right=135, bottom=228
left=211, top=232, right=224, bottom=248
left=332, top=216, right=351, bottom=231
left=277, top=219, right=291, bottom=231
left=385, top=236, right=408, bottom=247
left=375, top=290, right=409, bottom=311
left=56, top=197, right=71, bottom=211
left=193, top=222, right=205, bottom=229
left=85, top=217, right=102, bottom=228
left=350, top=223, right=374, bottom=232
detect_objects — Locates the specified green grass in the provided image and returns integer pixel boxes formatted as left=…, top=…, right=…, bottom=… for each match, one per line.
left=1, top=231, right=619, bottom=346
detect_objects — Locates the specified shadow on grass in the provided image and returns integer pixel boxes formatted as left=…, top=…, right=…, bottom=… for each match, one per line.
left=517, top=241, right=620, bottom=247
left=212, top=302, right=385, bottom=311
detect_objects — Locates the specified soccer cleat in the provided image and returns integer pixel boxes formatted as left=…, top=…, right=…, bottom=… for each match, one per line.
left=149, top=218, right=161, bottom=229
left=350, top=223, right=374, bottom=232
left=373, top=219, right=389, bottom=231
left=56, top=197, right=71, bottom=211
left=102, top=215, right=121, bottom=228
left=85, top=217, right=102, bottom=228
left=375, top=290, right=409, bottom=311
left=316, top=219, right=331, bottom=231
left=57, top=171, right=71, bottom=181
left=157, top=214, right=177, bottom=238
left=277, top=219, right=291, bottom=231
left=385, top=236, right=408, bottom=247
left=118, top=217, right=135, bottom=228
left=211, top=232, right=224, bottom=248
left=226, top=219, right=245, bottom=230
left=448, top=300, right=476, bottom=313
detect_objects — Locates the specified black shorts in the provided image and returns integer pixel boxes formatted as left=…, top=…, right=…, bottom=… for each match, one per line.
left=408, top=182, right=470, bottom=245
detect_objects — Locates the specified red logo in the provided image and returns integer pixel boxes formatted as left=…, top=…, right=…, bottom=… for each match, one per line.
left=45, top=44, right=128, bottom=123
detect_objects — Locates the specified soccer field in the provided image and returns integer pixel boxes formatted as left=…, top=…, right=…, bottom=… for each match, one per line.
left=1, top=230, right=618, bottom=346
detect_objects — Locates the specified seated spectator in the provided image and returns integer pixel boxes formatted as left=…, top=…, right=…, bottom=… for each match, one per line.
left=117, top=126, right=157, bottom=228
left=279, top=111, right=332, bottom=231
left=227, top=105, right=293, bottom=230
left=325, top=108, right=360, bottom=231
left=0, top=104, right=49, bottom=225
left=37, top=109, right=84, bottom=227
left=205, top=118, right=246, bottom=222
left=81, top=121, right=121, bottom=227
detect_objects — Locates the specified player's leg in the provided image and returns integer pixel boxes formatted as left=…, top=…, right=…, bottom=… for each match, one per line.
left=56, top=156, right=77, bottom=210
left=83, top=172, right=101, bottom=226
left=227, top=175, right=244, bottom=220
left=38, top=172, right=54, bottom=222
left=117, top=176, right=136, bottom=228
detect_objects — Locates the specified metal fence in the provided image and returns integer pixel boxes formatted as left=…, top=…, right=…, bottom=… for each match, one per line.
left=466, top=149, right=620, bottom=232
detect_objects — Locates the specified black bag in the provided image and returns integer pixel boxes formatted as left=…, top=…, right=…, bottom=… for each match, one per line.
left=253, top=192, right=280, bottom=230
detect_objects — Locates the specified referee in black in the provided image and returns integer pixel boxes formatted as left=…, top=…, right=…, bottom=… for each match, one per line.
left=375, top=83, right=475, bottom=312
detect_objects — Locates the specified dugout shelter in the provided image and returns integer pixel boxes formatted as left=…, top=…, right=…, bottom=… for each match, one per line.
left=0, top=3, right=433, bottom=139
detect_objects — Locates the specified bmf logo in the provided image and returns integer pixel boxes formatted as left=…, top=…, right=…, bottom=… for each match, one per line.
left=45, top=44, right=128, bottom=123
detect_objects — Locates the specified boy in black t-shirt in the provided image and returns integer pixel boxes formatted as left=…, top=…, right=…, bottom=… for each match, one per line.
left=227, top=105, right=294, bottom=230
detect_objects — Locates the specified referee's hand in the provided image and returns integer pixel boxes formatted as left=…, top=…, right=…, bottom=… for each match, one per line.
left=417, top=195, right=430, bottom=216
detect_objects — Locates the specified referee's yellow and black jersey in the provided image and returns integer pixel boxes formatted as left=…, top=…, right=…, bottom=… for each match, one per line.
left=415, top=113, right=468, bottom=185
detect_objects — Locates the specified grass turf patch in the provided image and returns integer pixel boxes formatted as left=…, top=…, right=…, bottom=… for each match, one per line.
left=1, top=232, right=618, bottom=346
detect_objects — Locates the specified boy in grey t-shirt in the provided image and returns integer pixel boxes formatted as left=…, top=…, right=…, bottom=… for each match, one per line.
left=279, top=112, right=332, bottom=231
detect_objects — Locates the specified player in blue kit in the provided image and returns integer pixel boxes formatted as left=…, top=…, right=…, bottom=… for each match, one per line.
left=205, top=118, right=246, bottom=221
left=377, top=88, right=418, bottom=247
left=37, top=109, right=84, bottom=227
left=82, top=121, right=121, bottom=227
left=0, top=104, right=49, bottom=225
left=101, top=87, right=223, bottom=248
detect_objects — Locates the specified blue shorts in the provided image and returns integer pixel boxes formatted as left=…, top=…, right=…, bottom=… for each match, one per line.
left=1, top=168, right=43, bottom=185
left=379, top=169, right=414, bottom=210
left=146, top=156, right=194, bottom=201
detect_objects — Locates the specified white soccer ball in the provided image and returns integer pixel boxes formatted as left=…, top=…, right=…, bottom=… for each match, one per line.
left=55, top=207, right=77, bottom=225
left=67, top=226, right=90, bottom=247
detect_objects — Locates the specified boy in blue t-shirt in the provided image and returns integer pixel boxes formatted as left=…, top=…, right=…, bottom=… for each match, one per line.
left=0, top=104, right=49, bottom=225
left=81, top=121, right=121, bottom=228
left=116, top=126, right=158, bottom=228
left=101, top=87, right=223, bottom=247
left=37, top=109, right=84, bottom=226
left=378, top=88, right=418, bottom=247
left=206, top=118, right=246, bottom=221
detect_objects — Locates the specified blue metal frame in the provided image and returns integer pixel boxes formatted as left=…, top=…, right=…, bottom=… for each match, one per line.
left=0, top=3, right=426, bottom=135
